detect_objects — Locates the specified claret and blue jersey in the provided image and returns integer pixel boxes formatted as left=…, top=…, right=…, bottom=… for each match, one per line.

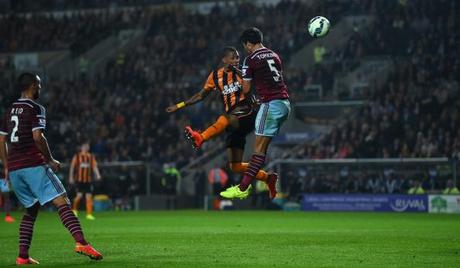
left=0, top=98, right=65, bottom=208
left=242, top=47, right=291, bottom=137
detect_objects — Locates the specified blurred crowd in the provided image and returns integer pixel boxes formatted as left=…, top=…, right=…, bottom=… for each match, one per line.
left=284, top=0, right=460, bottom=196
left=300, top=0, right=459, bottom=97
left=1, top=0, right=350, bottom=168
left=296, top=62, right=460, bottom=159
left=0, top=10, right=143, bottom=54
left=3, top=0, right=171, bottom=12
left=283, top=165, right=458, bottom=200
left=295, top=0, right=460, bottom=159
left=0, top=0, right=459, bottom=200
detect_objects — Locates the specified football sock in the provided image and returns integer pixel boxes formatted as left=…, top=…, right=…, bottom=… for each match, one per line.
left=19, top=203, right=39, bottom=259
left=230, top=162, right=268, bottom=182
left=201, top=115, right=229, bottom=141
left=239, top=154, right=266, bottom=191
left=86, top=196, right=93, bottom=215
left=58, top=204, right=88, bottom=245
left=72, top=196, right=81, bottom=211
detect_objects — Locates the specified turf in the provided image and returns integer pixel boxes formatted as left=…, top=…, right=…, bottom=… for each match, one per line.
left=0, top=211, right=459, bottom=267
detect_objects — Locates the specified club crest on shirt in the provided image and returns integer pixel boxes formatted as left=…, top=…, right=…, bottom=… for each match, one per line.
left=222, top=82, right=241, bottom=95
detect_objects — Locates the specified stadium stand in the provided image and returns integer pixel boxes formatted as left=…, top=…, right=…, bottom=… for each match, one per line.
left=284, top=0, right=459, bottom=196
left=296, top=0, right=460, bottom=159
left=0, top=0, right=458, bottom=199
left=0, top=10, right=143, bottom=54
left=1, top=0, right=355, bottom=165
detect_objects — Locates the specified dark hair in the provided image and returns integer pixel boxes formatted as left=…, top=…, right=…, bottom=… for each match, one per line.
left=220, top=46, right=238, bottom=59
left=16, top=72, right=37, bottom=93
left=240, top=27, right=263, bottom=45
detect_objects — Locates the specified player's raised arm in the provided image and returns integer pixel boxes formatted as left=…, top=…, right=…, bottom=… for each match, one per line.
left=166, top=88, right=211, bottom=113
left=166, top=70, right=219, bottom=113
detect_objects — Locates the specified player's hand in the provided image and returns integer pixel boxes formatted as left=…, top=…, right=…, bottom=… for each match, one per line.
left=166, top=105, right=179, bottom=113
left=48, top=159, right=61, bottom=172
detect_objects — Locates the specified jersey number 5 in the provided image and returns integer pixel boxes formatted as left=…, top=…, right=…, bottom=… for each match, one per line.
left=267, top=59, right=281, bottom=82
left=10, top=115, right=19, bottom=143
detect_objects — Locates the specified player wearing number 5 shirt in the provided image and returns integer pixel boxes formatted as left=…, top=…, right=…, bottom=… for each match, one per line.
left=220, top=27, right=291, bottom=200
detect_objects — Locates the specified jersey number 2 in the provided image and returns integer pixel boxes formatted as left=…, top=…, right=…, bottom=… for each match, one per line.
left=267, top=59, right=281, bottom=82
left=11, top=115, right=19, bottom=143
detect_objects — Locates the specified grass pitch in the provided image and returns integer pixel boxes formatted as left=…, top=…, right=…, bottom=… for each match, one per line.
left=0, top=211, right=459, bottom=267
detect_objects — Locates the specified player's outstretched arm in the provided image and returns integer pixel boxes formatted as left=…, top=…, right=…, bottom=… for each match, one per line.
left=166, top=89, right=210, bottom=113
left=32, top=130, right=61, bottom=172
left=0, top=135, right=8, bottom=180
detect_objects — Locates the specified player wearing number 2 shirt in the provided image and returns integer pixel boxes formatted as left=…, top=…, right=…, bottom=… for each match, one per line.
left=0, top=73, right=102, bottom=265
left=220, top=27, right=291, bottom=200
left=1, top=97, right=47, bottom=171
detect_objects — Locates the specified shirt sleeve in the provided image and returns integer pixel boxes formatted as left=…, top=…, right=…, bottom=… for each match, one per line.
left=203, top=72, right=216, bottom=91
left=32, top=104, right=46, bottom=131
left=242, top=57, right=253, bottom=81
left=0, top=113, right=7, bottom=136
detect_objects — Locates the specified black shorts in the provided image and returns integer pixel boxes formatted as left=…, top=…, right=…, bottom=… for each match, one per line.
left=225, top=100, right=258, bottom=150
left=75, top=182, right=94, bottom=193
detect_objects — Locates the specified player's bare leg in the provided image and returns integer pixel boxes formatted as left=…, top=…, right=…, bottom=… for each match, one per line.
left=85, top=193, right=95, bottom=220
left=53, top=194, right=102, bottom=260
left=3, top=192, right=15, bottom=223
left=16, top=202, right=40, bottom=265
left=227, top=148, right=278, bottom=199
left=72, top=192, right=83, bottom=216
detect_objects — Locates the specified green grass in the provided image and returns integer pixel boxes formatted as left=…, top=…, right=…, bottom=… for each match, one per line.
left=0, top=211, right=459, bottom=267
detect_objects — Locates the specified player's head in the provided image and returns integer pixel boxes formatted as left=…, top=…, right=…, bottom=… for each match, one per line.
left=240, top=27, right=263, bottom=53
left=16, top=73, right=42, bottom=100
left=220, top=46, right=240, bottom=68
left=80, top=141, right=90, bottom=152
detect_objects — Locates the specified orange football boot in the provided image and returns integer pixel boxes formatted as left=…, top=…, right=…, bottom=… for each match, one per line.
left=185, top=126, right=204, bottom=149
left=5, top=215, right=15, bottom=223
left=16, top=257, right=39, bottom=265
left=74, top=243, right=103, bottom=260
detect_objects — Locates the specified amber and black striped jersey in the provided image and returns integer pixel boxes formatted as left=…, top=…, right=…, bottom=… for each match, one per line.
left=203, top=67, right=247, bottom=113
left=70, top=152, right=98, bottom=183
